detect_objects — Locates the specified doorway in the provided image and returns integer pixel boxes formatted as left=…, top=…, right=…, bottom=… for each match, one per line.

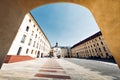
left=17, top=47, right=22, bottom=55
left=37, top=51, right=40, bottom=58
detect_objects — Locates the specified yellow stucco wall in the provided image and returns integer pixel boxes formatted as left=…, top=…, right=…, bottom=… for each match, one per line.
left=0, top=0, right=120, bottom=68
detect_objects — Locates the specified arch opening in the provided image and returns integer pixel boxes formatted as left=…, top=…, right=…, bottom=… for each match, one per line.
left=0, top=0, right=120, bottom=69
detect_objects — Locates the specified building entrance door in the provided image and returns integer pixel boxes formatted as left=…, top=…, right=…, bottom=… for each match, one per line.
left=37, top=51, right=40, bottom=58
left=17, top=47, right=22, bottom=55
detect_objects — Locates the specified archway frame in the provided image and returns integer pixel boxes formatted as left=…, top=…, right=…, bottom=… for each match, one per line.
left=0, top=0, right=120, bottom=68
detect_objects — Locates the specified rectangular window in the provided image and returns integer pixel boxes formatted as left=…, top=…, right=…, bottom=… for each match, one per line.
left=35, top=34, right=37, bottom=38
left=101, top=41, right=103, bottom=45
left=28, top=39, right=32, bottom=46
left=29, top=19, right=31, bottom=22
left=106, top=53, right=109, bottom=56
left=91, top=45, right=92, bottom=47
left=33, top=24, right=35, bottom=27
left=26, top=26, right=29, bottom=32
left=99, top=48, right=101, bottom=52
left=26, top=49, right=29, bottom=54
left=21, top=34, right=26, bottom=43
left=33, top=41, right=36, bottom=47
left=31, top=50, right=33, bottom=54
left=103, top=47, right=106, bottom=51
left=95, top=49, right=97, bottom=52
left=36, top=43, right=39, bottom=48
left=97, top=43, right=99, bottom=46
left=31, top=31, right=34, bottom=36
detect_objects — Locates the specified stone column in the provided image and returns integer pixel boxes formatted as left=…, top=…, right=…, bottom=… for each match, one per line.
left=0, top=0, right=26, bottom=68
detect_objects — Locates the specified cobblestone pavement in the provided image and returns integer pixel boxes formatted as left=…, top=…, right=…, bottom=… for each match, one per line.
left=0, top=58, right=119, bottom=80
left=65, top=58, right=120, bottom=80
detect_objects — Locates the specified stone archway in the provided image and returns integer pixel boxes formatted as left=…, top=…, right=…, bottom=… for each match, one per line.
left=0, top=0, right=120, bottom=68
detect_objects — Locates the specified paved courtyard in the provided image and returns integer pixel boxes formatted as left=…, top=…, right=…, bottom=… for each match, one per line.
left=0, top=58, right=120, bottom=80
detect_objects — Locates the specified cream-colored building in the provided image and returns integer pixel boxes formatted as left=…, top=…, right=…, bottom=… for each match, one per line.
left=7, top=13, right=51, bottom=58
left=60, top=47, right=71, bottom=58
left=52, top=47, right=71, bottom=58
left=51, top=43, right=71, bottom=58
left=53, top=47, right=61, bottom=58
left=71, top=31, right=112, bottom=58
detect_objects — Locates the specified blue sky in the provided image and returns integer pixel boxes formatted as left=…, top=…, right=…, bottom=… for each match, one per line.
left=30, top=2, right=100, bottom=47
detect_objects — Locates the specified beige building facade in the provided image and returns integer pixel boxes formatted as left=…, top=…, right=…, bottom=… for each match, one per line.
left=71, top=31, right=112, bottom=59
left=52, top=47, right=71, bottom=58
left=51, top=43, right=71, bottom=58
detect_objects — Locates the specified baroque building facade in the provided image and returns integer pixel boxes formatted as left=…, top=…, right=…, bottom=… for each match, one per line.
left=7, top=13, right=51, bottom=59
left=51, top=43, right=71, bottom=58
left=71, top=31, right=112, bottom=59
